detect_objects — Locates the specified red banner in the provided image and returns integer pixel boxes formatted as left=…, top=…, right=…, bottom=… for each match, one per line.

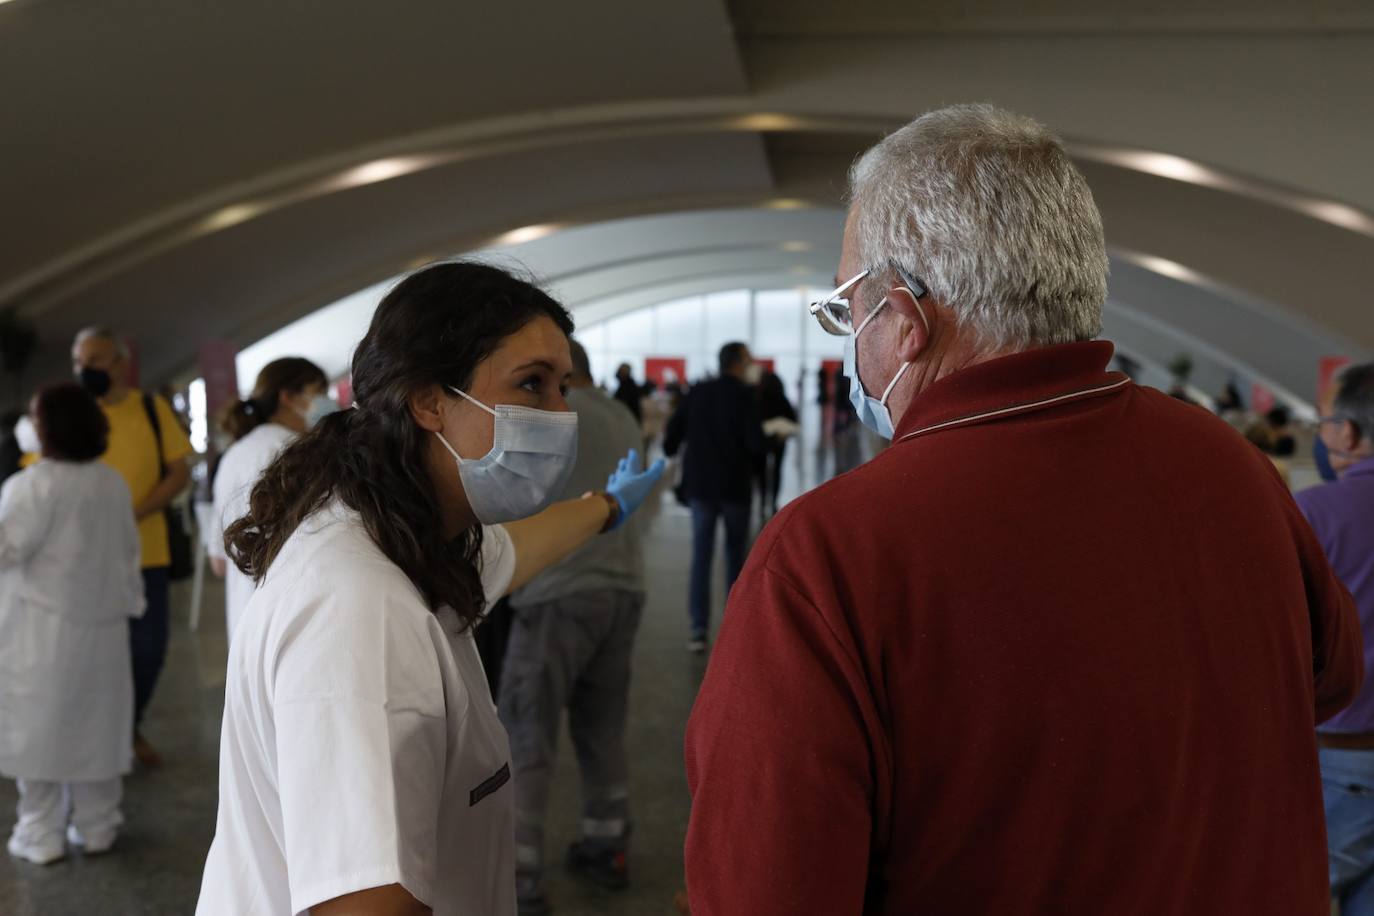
left=1250, top=383, right=1275, bottom=415
left=197, top=340, right=239, bottom=421
left=644, top=357, right=687, bottom=388
left=820, top=359, right=843, bottom=401
left=123, top=337, right=140, bottom=389
left=332, top=376, right=354, bottom=408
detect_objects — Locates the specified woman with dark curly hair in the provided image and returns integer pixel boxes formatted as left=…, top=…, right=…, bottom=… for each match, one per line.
left=0, top=383, right=144, bottom=865
left=196, top=262, right=663, bottom=916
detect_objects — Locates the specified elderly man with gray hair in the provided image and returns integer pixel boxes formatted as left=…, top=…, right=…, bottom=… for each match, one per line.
left=684, top=104, right=1360, bottom=914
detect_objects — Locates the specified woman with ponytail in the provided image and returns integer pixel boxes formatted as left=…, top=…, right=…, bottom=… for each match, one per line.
left=209, top=356, right=333, bottom=639
left=196, top=262, right=663, bottom=916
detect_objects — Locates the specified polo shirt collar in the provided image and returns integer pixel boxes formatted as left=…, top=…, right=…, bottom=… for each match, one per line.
left=893, top=341, right=1130, bottom=443
left=1344, top=455, right=1374, bottom=480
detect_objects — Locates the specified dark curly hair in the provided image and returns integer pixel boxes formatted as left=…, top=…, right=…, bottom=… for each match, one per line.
left=34, top=382, right=109, bottom=462
left=225, top=261, right=574, bottom=628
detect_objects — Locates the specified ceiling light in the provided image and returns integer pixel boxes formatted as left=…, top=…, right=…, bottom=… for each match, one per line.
left=1127, top=253, right=1205, bottom=285
left=200, top=203, right=265, bottom=232
left=492, top=223, right=562, bottom=246
left=779, top=241, right=812, bottom=252
left=1112, top=151, right=1218, bottom=184
left=1297, top=200, right=1374, bottom=235
left=731, top=113, right=809, bottom=132
left=1076, top=143, right=1374, bottom=239
left=765, top=198, right=809, bottom=210
left=332, top=156, right=435, bottom=190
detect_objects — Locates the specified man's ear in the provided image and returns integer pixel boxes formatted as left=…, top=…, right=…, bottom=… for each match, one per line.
left=886, top=286, right=932, bottom=363
left=409, top=384, right=446, bottom=433
left=1339, top=419, right=1363, bottom=454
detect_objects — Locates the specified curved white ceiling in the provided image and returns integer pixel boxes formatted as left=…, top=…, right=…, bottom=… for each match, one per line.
left=235, top=208, right=1368, bottom=416
left=3, top=0, right=1372, bottom=397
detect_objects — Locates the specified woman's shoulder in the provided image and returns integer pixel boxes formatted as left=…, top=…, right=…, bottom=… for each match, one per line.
left=223, top=423, right=293, bottom=466
left=1, top=462, right=128, bottom=518
left=250, top=506, right=448, bottom=692
left=262, top=501, right=429, bottom=616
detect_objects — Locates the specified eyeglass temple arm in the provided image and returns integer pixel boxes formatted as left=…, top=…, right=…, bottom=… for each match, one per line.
left=891, top=262, right=929, bottom=299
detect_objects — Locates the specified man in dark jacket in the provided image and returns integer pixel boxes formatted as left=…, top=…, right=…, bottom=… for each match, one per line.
left=613, top=363, right=643, bottom=423
left=664, top=342, right=765, bottom=651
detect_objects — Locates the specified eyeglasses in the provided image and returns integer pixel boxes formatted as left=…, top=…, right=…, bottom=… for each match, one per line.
left=808, top=262, right=929, bottom=336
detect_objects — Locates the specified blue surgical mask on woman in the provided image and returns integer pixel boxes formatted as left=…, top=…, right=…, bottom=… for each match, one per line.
left=13, top=416, right=40, bottom=455
left=302, top=394, right=339, bottom=429
left=433, top=387, right=579, bottom=524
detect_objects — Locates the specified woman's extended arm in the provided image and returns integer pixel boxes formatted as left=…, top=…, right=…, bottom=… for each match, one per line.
left=311, top=883, right=431, bottom=915
left=499, top=449, right=665, bottom=594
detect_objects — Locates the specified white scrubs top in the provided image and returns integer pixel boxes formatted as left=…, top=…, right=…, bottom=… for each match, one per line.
left=196, top=501, right=516, bottom=916
left=0, top=460, right=144, bottom=782
left=210, top=422, right=296, bottom=639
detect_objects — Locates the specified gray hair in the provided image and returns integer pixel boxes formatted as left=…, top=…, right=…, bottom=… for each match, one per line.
left=73, top=326, right=131, bottom=360
left=848, top=103, right=1108, bottom=350
left=1334, top=362, right=1374, bottom=445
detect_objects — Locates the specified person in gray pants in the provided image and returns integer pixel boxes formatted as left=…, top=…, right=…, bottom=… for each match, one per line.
left=499, top=338, right=652, bottom=916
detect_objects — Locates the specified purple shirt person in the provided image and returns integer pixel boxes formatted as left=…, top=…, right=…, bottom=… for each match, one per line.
left=1298, top=361, right=1374, bottom=912
left=1300, top=455, right=1374, bottom=731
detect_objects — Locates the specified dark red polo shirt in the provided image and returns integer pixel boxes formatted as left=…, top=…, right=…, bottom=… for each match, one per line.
left=685, top=341, right=1361, bottom=915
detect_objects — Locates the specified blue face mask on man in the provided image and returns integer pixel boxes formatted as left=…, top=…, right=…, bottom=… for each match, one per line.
left=841, top=291, right=927, bottom=440
left=1314, top=435, right=1339, bottom=483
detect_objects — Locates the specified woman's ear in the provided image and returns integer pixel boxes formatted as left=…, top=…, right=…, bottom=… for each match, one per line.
left=886, top=286, right=933, bottom=364
left=408, top=384, right=446, bottom=433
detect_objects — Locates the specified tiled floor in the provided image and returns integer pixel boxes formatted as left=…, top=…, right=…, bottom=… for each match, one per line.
left=0, top=433, right=1343, bottom=914
left=0, top=430, right=890, bottom=915
left=0, top=484, right=753, bottom=916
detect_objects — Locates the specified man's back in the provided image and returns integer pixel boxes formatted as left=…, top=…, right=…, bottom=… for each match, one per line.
left=511, top=386, right=646, bottom=606
left=1298, top=457, right=1374, bottom=733
left=686, top=343, right=1360, bottom=915
left=664, top=376, right=762, bottom=504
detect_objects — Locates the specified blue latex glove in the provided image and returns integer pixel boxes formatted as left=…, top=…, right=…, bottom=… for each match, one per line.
left=605, top=448, right=666, bottom=530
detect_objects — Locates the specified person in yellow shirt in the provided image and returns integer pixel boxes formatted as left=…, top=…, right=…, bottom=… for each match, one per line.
left=72, top=328, right=192, bottom=768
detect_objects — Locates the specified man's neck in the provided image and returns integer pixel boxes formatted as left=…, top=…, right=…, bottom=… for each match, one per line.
left=901, top=337, right=1018, bottom=408
left=1337, top=448, right=1374, bottom=476
left=102, top=386, right=132, bottom=408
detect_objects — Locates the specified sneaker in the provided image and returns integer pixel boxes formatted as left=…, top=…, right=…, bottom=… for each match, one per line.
left=7, top=833, right=65, bottom=866
left=687, top=632, right=707, bottom=653
left=516, top=871, right=551, bottom=916
left=517, top=892, right=551, bottom=916
left=566, top=839, right=629, bottom=890
left=67, top=825, right=116, bottom=856
left=134, top=732, right=162, bottom=768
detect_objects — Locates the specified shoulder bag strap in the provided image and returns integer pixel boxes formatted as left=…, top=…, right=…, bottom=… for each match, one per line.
left=141, top=393, right=168, bottom=481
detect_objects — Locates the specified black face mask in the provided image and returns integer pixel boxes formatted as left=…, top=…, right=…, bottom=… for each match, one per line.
left=77, top=367, right=113, bottom=398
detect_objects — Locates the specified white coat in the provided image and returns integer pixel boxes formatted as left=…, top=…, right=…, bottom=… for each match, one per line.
left=211, top=422, right=295, bottom=639
left=197, top=502, right=517, bottom=915
left=0, top=460, right=144, bottom=782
